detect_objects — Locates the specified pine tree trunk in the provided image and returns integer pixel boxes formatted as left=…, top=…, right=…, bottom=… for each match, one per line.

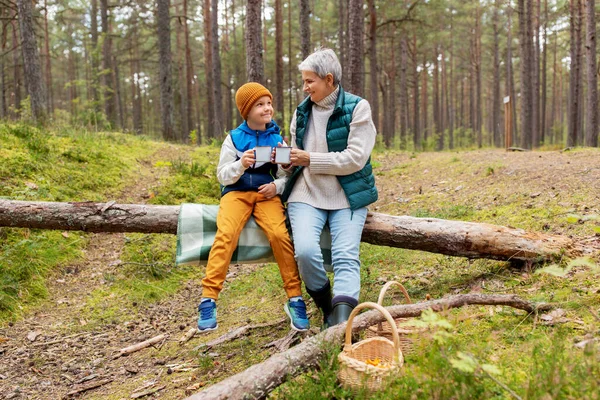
left=275, top=0, right=284, bottom=127
left=299, top=0, right=311, bottom=60
left=347, top=0, right=364, bottom=96
left=368, top=0, right=379, bottom=133
left=448, top=8, right=454, bottom=149
left=541, top=0, right=548, bottom=145
left=90, top=0, right=99, bottom=109
left=211, top=0, right=223, bottom=138
left=475, top=3, right=482, bottom=148
left=550, top=31, right=557, bottom=144
left=157, top=0, right=175, bottom=141
left=492, top=0, right=501, bottom=147
left=421, top=53, right=428, bottom=144
left=585, top=0, right=598, bottom=147
left=43, top=0, right=53, bottom=114
left=567, top=0, right=582, bottom=147
left=183, top=0, right=195, bottom=139
left=519, top=0, right=534, bottom=149
left=246, top=0, right=264, bottom=83
left=11, top=17, right=21, bottom=118
left=338, top=0, right=345, bottom=88
left=175, top=3, right=187, bottom=140
left=202, top=0, right=215, bottom=139
left=100, top=0, right=115, bottom=127
left=113, top=55, right=124, bottom=130
left=532, top=0, right=540, bottom=147
left=287, top=0, right=293, bottom=127
left=439, top=46, right=446, bottom=151
left=433, top=46, right=439, bottom=142
left=412, top=35, right=420, bottom=151
left=399, top=36, right=408, bottom=146
left=130, top=22, right=142, bottom=135
left=16, top=0, right=47, bottom=123
left=0, top=9, right=7, bottom=119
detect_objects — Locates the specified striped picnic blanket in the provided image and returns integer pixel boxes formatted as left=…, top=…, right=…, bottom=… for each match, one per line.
left=176, top=203, right=332, bottom=267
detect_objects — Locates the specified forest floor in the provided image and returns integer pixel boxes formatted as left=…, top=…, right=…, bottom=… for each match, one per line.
left=1, top=131, right=599, bottom=399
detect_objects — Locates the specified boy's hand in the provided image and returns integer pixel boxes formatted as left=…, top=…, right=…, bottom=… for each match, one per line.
left=240, top=149, right=256, bottom=168
left=258, top=182, right=277, bottom=198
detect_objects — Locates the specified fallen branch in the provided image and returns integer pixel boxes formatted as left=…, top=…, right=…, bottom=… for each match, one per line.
left=130, top=384, right=166, bottom=399
left=194, top=317, right=287, bottom=352
left=263, top=330, right=300, bottom=352
left=185, top=294, right=552, bottom=400
left=116, top=334, right=167, bottom=357
left=66, top=378, right=113, bottom=396
left=179, top=328, right=197, bottom=344
left=1, top=200, right=593, bottom=262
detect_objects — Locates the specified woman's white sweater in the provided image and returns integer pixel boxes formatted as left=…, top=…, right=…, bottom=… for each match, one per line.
left=288, top=87, right=377, bottom=210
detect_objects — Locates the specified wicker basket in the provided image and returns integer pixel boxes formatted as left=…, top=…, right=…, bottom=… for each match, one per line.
left=338, top=302, right=404, bottom=391
left=366, top=281, right=425, bottom=355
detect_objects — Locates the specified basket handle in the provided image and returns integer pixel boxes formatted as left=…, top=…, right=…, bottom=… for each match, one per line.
left=377, top=281, right=412, bottom=306
left=344, top=302, right=401, bottom=356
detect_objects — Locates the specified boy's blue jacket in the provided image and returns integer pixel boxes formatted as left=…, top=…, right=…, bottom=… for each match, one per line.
left=221, top=120, right=283, bottom=196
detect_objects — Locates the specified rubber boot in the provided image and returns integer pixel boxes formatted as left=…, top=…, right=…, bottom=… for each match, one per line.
left=306, top=281, right=332, bottom=329
left=327, top=295, right=358, bottom=327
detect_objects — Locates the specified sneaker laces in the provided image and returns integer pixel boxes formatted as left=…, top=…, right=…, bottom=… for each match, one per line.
left=199, top=302, right=215, bottom=320
left=289, top=300, right=307, bottom=320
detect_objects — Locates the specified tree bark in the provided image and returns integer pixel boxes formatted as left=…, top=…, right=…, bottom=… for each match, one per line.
left=338, top=0, right=345, bottom=88
left=43, top=0, right=53, bottom=114
left=347, top=0, right=364, bottom=96
left=299, top=0, right=311, bottom=60
left=16, top=0, right=47, bottom=123
left=245, top=0, right=263, bottom=83
left=399, top=36, right=408, bottom=146
left=0, top=200, right=591, bottom=262
left=567, top=0, right=583, bottom=148
left=274, top=0, right=284, bottom=127
left=183, top=0, right=195, bottom=140
left=368, top=0, right=379, bottom=133
left=202, top=0, right=214, bottom=139
left=11, top=16, right=21, bottom=118
left=184, top=294, right=553, bottom=400
left=157, top=0, right=175, bottom=141
left=211, top=0, right=223, bottom=138
left=492, top=0, right=501, bottom=147
left=519, top=0, right=534, bottom=149
left=100, top=0, right=116, bottom=127
left=90, top=0, right=99, bottom=108
left=412, top=35, right=420, bottom=151
left=584, top=0, right=598, bottom=147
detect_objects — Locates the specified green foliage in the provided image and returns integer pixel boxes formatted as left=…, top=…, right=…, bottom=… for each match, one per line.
left=0, top=122, right=159, bottom=321
left=149, top=148, right=221, bottom=205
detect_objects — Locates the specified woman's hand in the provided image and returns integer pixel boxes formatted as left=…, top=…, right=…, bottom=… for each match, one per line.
left=258, top=182, right=277, bottom=198
left=290, top=149, right=310, bottom=167
left=240, top=149, right=256, bottom=168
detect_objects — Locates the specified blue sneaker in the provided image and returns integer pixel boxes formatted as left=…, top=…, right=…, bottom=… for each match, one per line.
left=284, top=298, right=310, bottom=332
left=197, top=299, right=218, bottom=332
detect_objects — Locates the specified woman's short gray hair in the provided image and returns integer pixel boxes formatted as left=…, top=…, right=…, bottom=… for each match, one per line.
left=298, top=48, right=342, bottom=86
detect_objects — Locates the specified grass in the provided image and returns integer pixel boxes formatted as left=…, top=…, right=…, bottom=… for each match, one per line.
left=0, top=122, right=161, bottom=320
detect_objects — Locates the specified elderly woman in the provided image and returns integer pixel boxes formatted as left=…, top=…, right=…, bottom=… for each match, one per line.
left=282, top=48, right=378, bottom=328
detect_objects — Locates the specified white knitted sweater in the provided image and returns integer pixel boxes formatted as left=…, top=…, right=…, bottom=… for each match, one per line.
left=288, top=87, right=377, bottom=210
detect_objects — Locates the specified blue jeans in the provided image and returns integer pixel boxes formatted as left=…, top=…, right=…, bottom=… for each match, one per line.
left=287, top=202, right=368, bottom=300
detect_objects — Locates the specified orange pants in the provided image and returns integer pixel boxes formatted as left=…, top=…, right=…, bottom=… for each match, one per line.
left=201, top=191, right=302, bottom=299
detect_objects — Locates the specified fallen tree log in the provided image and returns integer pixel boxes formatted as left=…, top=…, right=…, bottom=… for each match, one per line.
left=185, top=294, right=552, bottom=400
left=0, top=199, right=593, bottom=262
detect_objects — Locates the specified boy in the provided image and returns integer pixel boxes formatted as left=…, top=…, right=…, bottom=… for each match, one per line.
left=197, top=82, right=309, bottom=333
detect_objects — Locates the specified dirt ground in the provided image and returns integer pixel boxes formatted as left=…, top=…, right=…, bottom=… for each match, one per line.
left=0, top=147, right=599, bottom=399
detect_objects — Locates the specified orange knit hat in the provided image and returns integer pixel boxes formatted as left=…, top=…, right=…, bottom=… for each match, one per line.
left=235, top=82, right=273, bottom=120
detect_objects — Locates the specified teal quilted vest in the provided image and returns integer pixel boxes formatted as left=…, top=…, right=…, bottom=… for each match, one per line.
left=282, top=86, right=378, bottom=210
